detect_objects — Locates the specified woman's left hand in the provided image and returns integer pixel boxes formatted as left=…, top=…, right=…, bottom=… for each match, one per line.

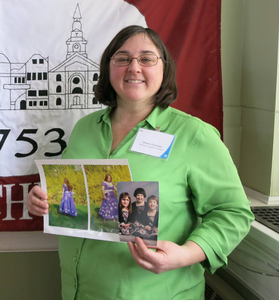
left=127, top=237, right=206, bottom=274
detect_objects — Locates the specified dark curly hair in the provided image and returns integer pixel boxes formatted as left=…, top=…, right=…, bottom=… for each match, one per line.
left=95, top=25, right=177, bottom=109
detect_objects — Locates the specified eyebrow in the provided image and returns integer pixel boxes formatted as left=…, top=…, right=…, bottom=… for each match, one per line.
left=114, top=50, right=157, bottom=55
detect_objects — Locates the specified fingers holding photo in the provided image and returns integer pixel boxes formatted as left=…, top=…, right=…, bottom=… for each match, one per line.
left=27, top=185, right=48, bottom=216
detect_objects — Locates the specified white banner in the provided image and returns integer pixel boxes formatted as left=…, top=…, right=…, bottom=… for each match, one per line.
left=0, top=0, right=147, bottom=231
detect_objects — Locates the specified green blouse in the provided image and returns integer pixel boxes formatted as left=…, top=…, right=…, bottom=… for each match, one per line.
left=59, top=106, right=254, bottom=300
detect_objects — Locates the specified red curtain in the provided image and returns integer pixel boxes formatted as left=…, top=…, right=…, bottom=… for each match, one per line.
left=126, top=0, right=223, bottom=135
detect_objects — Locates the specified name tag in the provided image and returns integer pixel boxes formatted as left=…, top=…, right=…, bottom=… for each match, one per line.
left=130, top=128, right=175, bottom=159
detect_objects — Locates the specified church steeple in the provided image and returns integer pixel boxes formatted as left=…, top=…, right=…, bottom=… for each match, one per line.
left=66, top=4, right=88, bottom=59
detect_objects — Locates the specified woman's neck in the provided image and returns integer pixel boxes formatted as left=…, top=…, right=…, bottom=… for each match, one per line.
left=111, top=102, right=155, bottom=127
left=109, top=102, right=155, bottom=153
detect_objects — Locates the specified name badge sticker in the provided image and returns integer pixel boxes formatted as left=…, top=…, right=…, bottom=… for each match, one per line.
left=130, top=128, right=175, bottom=159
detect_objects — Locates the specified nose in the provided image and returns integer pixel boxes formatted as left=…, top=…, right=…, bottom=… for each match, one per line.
left=127, top=58, right=141, bottom=72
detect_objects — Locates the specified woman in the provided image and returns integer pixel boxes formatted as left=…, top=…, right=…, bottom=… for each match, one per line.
left=27, top=25, right=254, bottom=300
left=98, top=174, right=118, bottom=222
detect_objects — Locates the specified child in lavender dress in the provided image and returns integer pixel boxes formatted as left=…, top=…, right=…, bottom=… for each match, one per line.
left=98, top=174, right=118, bottom=222
left=59, top=178, right=78, bottom=217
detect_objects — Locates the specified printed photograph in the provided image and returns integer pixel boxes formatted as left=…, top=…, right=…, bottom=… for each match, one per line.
left=117, top=181, right=159, bottom=246
left=83, top=164, right=132, bottom=234
left=43, top=164, right=88, bottom=230
left=37, top=158, right=132, bottom=242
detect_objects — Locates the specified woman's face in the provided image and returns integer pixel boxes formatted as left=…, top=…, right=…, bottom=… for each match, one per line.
left=109, top=33, right=164, bottom=107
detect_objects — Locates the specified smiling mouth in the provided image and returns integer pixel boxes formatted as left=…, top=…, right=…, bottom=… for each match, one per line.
left=126, top=80, right=144, bottom=83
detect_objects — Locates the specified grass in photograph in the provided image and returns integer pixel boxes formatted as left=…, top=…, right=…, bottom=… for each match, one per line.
left=49, top=204, right=88, bottom=230
left=90, top=204, right=119, bottom=234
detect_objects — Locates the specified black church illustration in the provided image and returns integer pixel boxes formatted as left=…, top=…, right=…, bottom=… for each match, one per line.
left=0, top=4, right=102, bottom=111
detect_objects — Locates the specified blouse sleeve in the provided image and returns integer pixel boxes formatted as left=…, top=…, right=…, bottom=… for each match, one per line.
left=186, top=123, right=254, bottom=274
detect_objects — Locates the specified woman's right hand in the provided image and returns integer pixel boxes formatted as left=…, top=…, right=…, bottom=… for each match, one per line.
left=27, top=185, right=49, bottom=216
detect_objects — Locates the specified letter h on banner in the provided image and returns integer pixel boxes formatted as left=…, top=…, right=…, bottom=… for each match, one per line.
left=2, top=183, right=34, bottom=221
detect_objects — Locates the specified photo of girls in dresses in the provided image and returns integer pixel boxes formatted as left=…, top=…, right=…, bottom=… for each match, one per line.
left=82, top=164, right=132, bottom=234
left=40, top=161, right=132, bottom=236
left=59, top=178, right=78, bottom=217
left=41, top=164, right=88, bottom=230
left=117, top=181, right=159, bottom=246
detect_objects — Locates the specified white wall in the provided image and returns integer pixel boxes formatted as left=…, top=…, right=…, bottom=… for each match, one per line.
left=222, top=0, right=279, bottom=196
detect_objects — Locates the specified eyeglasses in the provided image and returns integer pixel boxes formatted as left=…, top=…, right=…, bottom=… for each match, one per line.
left=111, top=53, right=162, bottom=67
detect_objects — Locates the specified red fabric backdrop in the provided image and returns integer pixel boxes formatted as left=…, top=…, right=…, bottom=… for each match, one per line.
left=126, top=0, right=223, bottom=135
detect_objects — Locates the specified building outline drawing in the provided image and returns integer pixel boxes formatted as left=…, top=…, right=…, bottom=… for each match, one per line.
left=0, top=4, right=101, bottom=111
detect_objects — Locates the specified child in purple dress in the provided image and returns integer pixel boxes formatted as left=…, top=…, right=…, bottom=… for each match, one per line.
left=59, top=178, right=78, bottom=217
left=98, top=174, right=118, bottom=222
